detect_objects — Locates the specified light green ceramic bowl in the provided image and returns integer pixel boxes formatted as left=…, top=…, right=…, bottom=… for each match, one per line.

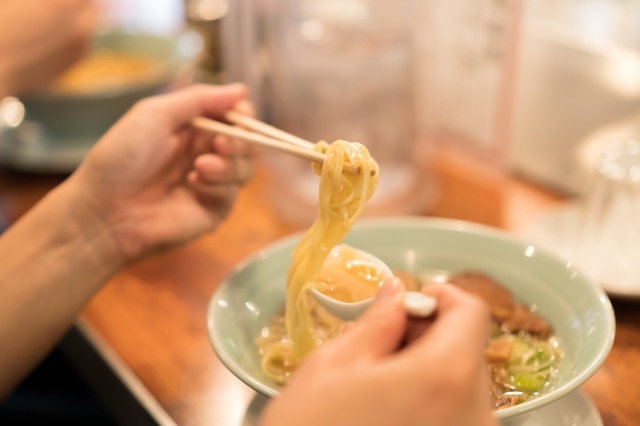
left=207, top=217, right=615, bottom=423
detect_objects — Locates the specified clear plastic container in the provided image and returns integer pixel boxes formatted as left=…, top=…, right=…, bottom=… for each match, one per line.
left=223, top=0, right=435, bottom=225
left=575, top=138, right=640, bottom=291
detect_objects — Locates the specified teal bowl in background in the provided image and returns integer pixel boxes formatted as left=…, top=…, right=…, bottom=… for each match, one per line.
left=20, top=30, right=197, bottom=144
left=207, top=217, right=615, bottom=425
left=0, top=29, right=200, bottom=172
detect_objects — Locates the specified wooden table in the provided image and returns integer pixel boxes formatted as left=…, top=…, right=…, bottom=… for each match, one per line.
left=0, top=150, right=638, bottom=426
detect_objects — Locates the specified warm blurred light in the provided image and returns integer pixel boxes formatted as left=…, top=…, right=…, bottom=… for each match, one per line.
left=602, top=48, right=640, bottom=97
left=524, top=245, right=536, bottom=258
left=0, top=97, right=25, bottom=129
left=188, top=0, right=228, bottom=22
left=300, top=19, right=325, bottom=42
left=98, top=0, right=185, bottom=34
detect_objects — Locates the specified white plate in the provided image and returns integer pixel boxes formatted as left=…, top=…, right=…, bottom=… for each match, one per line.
left=516, top=389, right=602, bottom=426
left=524, top=203, right=640, bottom=300
left=241, top=389, right=602, bottom=426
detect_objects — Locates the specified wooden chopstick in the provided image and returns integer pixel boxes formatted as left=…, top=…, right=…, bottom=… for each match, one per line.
left=191, top=116, right=365, bottom=175
left=225, top=111, right=316, bottom=150
left=191, top=116, right=326, bottom=164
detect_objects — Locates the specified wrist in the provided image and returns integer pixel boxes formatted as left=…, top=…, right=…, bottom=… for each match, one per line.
left=63, top=169, right=160, bottom=267
left=56, top=177, right=131, bottom=276
left=0, top=175, right=130, bottom=332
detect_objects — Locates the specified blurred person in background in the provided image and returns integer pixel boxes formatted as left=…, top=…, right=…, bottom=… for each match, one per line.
left=0, top=0, right=99, bottom=99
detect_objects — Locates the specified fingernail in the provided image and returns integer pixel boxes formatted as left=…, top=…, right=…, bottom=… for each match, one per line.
left=376, top=277, right=401, bottom=301
left=226, top=82, right=248, bottom=93
left=234, top=100, right=255, bottom=116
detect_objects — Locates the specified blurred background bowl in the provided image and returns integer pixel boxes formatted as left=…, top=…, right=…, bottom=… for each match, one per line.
left=207, top=217, right=615, bottom=425
left=0, top=29, right=201, bottom=173
left=21, top=29, right=200, bottom=142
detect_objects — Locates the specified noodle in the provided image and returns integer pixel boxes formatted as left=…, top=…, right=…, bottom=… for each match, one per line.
left=258, top=139, right=378, bottom=383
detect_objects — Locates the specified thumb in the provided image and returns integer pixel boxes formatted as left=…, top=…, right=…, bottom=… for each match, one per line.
left=331, top=278, right=407, bottom=359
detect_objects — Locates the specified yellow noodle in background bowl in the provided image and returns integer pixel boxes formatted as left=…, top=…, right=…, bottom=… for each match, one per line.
left=52, top=49, right=164, bottom=96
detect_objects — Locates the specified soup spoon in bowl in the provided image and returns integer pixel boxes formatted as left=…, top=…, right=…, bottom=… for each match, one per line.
left=310, top=245, right=438, bottom=322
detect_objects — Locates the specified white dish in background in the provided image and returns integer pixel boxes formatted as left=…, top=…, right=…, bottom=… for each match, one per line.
left=525, top=202, right=640, bottom=300
left=520, top=390, right=602, bottom=426
left=241, top=389, right=602, bottom=426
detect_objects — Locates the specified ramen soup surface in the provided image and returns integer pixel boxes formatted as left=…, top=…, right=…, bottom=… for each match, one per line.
left=257, top=270, right=564, bottom=410
left=53, top=49, right=163, bottom=94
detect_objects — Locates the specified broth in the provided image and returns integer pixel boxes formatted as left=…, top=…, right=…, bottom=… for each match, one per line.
left=256, top=270, right=563, bottom=410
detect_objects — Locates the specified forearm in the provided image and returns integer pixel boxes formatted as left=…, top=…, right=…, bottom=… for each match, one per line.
left=0, top=178, right=126, bottom=397
left=0, top=64, right=12, bottom=99
left=0, top=30, right=16, bottom=99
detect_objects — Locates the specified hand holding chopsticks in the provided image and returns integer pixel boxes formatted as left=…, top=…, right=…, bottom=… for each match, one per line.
left=190, top=113, right=368, bottom=175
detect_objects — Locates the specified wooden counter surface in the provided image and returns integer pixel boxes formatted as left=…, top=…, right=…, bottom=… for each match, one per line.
left=0, top=149, right=637, bottom=425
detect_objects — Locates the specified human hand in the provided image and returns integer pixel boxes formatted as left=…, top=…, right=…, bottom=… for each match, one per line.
left=66, top=83, right=253, bottom=263
left=260, top=280, right=496, bottom=426
left=0, top=0, right=98, bottom=97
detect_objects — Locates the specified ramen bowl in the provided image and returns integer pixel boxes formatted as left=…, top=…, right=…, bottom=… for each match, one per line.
left=207, top=217, right=615, bottom=425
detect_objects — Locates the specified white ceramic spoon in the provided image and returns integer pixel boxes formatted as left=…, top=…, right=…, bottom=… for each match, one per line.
left=310, top=245, right=438, bottom=322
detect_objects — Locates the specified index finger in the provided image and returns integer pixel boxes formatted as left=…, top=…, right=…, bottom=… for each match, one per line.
left=145, top=83, right=248, bottom=128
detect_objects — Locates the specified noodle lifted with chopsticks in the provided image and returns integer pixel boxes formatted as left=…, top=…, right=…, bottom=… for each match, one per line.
left=259, top=139, right=378, bottom=383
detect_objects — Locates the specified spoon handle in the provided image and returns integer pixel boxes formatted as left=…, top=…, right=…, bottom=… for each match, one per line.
left=403, top=292, right=437, bottom=317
